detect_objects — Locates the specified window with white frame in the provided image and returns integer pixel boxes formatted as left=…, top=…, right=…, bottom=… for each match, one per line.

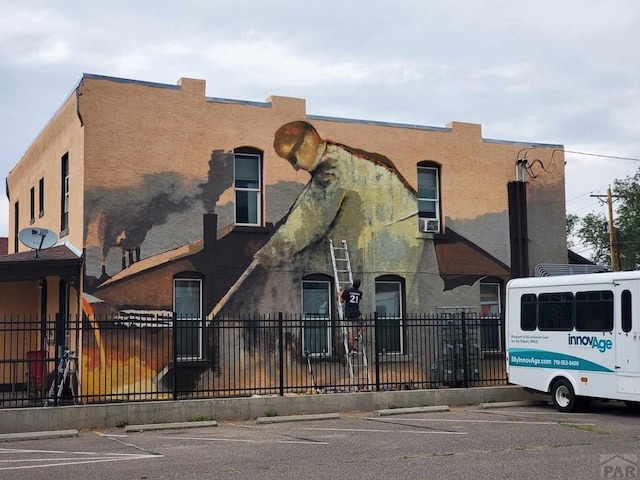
left=302, top=280, right=332, bottom=356
left=417, top=163, right=440, bottom=233
left=480, top=278, right=502, bottom=352
left=234, top=151, right=261, bottom=226
left=375, top=278, right=404, bottom=354
left=173, top=278, right=203, bottom=360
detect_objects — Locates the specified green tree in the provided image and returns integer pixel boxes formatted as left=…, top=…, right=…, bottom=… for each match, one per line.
left=614, top=171, right=640, bottom=269
left=570, top=168, right=640, bottom=270
left=574, top=212, right=609, bottom=266
left=566, top=213, right=579, bottom=249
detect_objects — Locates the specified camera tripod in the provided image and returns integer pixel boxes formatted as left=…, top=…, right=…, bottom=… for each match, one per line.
left=45, top=349, right=79, bottom=406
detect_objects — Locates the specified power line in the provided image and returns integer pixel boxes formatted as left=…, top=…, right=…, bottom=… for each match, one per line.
left=566, top=191, right=596, bottom=203
left=564, top=150, right=640, bottom=162
left=564, top=150, right=639, bottom=209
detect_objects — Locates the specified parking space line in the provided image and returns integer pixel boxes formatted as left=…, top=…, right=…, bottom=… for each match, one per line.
left=369, top=418, right=595, bottom=426
left=470, top=409, right=599, bottom=423
left=469, top=409, right=596, bottom=416
left=0, top=447, right=142, bottom=455
left=299, top=427, right=467, bottom=435
left=0, top=448, right=161, bottom=471
left=156, top=436, right=328, bottom=445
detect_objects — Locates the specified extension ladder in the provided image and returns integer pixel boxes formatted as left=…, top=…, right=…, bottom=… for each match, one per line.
left=329, top=240, right=371, bottom=390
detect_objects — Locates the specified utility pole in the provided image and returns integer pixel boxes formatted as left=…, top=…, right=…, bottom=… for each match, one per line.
left=591, top=187, right=623, bottom=271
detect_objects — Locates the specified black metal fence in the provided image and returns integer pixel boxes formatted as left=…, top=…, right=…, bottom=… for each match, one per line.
left=0, top=312, right=507, bottom=408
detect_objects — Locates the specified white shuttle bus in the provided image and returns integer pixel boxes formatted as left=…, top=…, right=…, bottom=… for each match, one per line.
left=506, top=271, right=640, bottom=412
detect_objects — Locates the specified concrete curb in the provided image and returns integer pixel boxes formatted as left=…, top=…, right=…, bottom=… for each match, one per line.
left=0, top=386, right=545, bottom=434
left=480, top=400, right=549, bottom=409
left=374, top=405, right=450, bottom=416
left=256, top=412, right=340, bottom=424
left=125, top=420, right=218, bottom=432
left=0, top=429, right=79, bottom=442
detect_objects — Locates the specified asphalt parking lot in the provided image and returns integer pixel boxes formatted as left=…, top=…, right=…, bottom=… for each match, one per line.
left=1, top=401, right=639, bottom=480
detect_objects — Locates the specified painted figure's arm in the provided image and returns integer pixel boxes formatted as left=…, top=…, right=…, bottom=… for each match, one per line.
left=256, top=166, right=346, bottom=267
left=254, top=121, right=349, bottom=267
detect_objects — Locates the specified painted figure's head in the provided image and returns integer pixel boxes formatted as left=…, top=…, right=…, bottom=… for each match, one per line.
left=352, top=278, right=361, bottom=289
left=274, top=121, right=324, bottom=172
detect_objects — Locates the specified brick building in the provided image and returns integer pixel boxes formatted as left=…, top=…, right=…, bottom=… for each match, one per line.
left=1, top=73, right=566, bottom=395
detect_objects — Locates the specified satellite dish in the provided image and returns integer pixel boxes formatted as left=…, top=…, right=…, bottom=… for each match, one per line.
left=18, top=228, right=58, bottom=258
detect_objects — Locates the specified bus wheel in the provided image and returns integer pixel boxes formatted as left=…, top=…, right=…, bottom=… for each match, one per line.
left=551, top=378, right=576, bottom=412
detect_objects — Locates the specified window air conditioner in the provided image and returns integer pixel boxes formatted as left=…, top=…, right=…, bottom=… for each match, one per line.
left=419, top=218, right=440, bottom=233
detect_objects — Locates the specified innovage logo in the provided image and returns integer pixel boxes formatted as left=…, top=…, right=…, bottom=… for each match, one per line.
left=568, top=334, right=613, bottom=353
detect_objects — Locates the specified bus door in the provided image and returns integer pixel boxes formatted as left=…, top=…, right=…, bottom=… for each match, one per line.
left=614, top=281, right=640, bottom=378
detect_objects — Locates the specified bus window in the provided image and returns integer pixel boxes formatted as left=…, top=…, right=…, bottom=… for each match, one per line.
left=575, top=290, right=613, bottom=332
left=622, top=289, right=632, bottom=333
left=520, top=294, right=537, bottom=331
left=538, top=292, right=573, bottom=330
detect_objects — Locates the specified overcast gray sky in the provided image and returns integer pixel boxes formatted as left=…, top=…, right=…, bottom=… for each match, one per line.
left=1, top=1, right=639, bottom=259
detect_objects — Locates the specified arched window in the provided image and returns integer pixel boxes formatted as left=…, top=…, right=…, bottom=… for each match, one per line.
left=234, top=147, right=263, bottom=226
left=417, top=161, right=441, bottom=233
left=375, top=275, right=405, bottom=354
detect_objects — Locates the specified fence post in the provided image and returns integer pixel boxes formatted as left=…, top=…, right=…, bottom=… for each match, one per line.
left=172, top=312, right=178, bottom=400
left=374, top=313, right=380, bottom=392
left=52, top=312, right=66, bottom=406
left=74, top=314, right=80, bottom=403
left=461, top=311, right=468, bottom=388
left=279, top=313, right=284, bottom=397
left=500, top=314, right=506, bottom=353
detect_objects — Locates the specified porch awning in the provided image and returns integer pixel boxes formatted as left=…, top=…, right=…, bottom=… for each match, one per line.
left=433, top=227, right=512, bottom=290
left=0, top=244, right=84, bottom=282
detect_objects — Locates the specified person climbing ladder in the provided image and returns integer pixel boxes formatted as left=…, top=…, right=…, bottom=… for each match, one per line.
left=340, top=278, right=363, bottom=353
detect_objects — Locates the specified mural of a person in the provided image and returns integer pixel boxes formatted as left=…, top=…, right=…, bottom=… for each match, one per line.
left=212, top=120, right=432, bottom=316
left=255, top=120, right=419, bottom=267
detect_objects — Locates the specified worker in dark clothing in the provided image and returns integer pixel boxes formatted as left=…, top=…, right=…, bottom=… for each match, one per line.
left=340, top=279, right=363, bottom=353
